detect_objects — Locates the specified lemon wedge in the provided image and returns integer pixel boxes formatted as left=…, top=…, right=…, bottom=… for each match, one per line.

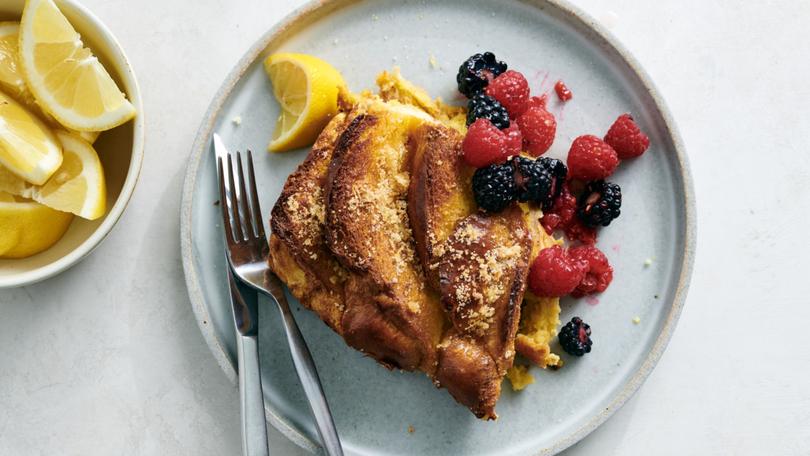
left=0, top=88, right=62, bottom=185
left=264, top=53, right=345, bottom=152
left=0, top=22, right=37, bottom=108
left=0, top=131, right=105, bottom=219
left=0, top=21, right=101, bottom=144
left=19, top=0, right=135, bottom=132
left=0, top=190, right=73, bottom=258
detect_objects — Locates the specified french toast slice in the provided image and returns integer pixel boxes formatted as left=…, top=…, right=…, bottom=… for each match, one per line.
left=407, top=122, right=563, bottom=408
left=269, top=113, right=350, bottom=332
left=433, top=207, right=532, bottom=419
left=406, top=123, right=551, bottom=418
left=268, top=70, right=563, bottom=419
left=407, top=124, right=474, bottom=288
left=324, top=99, right=446, bottom=373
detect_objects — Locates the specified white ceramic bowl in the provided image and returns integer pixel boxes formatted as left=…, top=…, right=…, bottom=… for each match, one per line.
left=0, top=0, right=143, bottom=288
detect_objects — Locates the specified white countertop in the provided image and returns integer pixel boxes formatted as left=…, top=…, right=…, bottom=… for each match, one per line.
left=2, top=0, right=809, bottom=454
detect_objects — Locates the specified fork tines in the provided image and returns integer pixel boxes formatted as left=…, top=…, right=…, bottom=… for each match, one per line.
left=217, top=149, right=265, bottom=244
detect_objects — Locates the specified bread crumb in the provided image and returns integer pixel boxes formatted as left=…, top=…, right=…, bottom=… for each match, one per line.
left=632, top=316, right=641, bottom=324
left=407, top=425, right=415, bottom=434
left=644, top=258, right=653, bottom=267
left=232, top=115, right=242, bottom=125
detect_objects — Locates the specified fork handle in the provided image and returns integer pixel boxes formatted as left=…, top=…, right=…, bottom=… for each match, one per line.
left=274, top=299, right=344, bottom=456
left=237, top=334, right=270, bottom=456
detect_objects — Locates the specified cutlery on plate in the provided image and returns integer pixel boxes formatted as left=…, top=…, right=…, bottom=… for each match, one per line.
left=213, top=133, right=344, bottom=456
left=226, top=266, right=269, bottom=456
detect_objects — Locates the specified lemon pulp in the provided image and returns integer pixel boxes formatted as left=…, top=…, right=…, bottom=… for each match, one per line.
left=19, top=0, right=135, bottom=131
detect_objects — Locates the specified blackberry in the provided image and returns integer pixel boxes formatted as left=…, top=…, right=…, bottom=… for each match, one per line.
left=512, top=156, right=553, bottom=204
left=559, top=317, right=592, bottom=356
left=456, top=52, right=508, bottom=98
left=538, top=157, right=568, bottom=207
left=467, top=94, right=510, bottom=130
left=472, top=163, right=517, bottom=212
left=577, top=181, right=622, bottom=227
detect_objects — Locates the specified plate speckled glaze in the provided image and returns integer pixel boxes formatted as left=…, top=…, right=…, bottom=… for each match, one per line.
left=180, top=1, right=695, bottom=454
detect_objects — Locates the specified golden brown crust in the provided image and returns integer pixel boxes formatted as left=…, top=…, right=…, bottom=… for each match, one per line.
left=324, top=105, right=445, bottom=373
left=269, top=113, right=350, bottom=332
left=407, top=124, right=474, bottom=289
left=435, top=336, right=500, bottom=419
left=269, top=234, right=344, bottom=331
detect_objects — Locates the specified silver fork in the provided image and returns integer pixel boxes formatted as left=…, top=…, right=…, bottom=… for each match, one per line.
left=214, top=133, right=343, bottom=456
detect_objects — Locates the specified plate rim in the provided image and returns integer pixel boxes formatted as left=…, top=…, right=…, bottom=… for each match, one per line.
left=179, top=0, right=697, bottom=454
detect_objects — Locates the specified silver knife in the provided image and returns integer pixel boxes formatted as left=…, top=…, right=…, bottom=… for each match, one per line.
left=225, top=238, right=270, bottom=456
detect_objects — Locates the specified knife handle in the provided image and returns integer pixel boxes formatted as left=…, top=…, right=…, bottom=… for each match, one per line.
left=237, top=334, right=270, bottom=456
left=271, top=297, right=344, bottom=456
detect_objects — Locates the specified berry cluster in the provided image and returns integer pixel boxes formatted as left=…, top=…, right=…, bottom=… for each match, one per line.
left=457, top=52, right=561, bottom=213
left=541, top=113, right=651, bottom=241
left=472, top=156, right=566, bottom=212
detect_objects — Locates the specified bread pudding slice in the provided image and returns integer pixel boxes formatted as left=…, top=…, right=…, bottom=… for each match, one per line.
left=433, top=208, right=532, bottom=418
left=269, top=70, right=563, bottom=419
left=324, top=100, right=447, bottom=372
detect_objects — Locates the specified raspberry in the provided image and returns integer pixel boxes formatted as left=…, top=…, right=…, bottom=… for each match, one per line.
left=527, top=94, right=548, bottom=111
left=567, top=135, right=619, bottom=180
left=565, top=220, right=598, bottom=245
left=472, top=163, right=517, bottom=212
left=528, top=245, right=586, bottom=297
left=467, top=93, right=510, bottom=130
left=485, top=70, right=530, bottom=117
left=604, top=113, right=650, bottom=159
left=569, top=245, right=613, bottom=297
left=559, top=317, right=592, bottom=356
left=540, top=182, right=597, bottom=244
left=540, top=182, right=577, bottom=234
left=456, top=52, right=508, bottom=98
left=516, top=106, right=557, bottom=157
left=554, top=80, right=572, bottom=101
left=503, top=123, right=523, bottom=156
left=462, top=119, right=510, bottom=168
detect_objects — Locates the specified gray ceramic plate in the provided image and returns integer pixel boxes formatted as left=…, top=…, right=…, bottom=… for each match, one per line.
left=180, top=0, right=695, bottom=454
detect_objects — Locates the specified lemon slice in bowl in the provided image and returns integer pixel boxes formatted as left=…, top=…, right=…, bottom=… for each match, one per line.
left=0, top=21, right=102, bottom=144
left=0, top=89, right=62, bottom=185
left=18, top=0, right=135, bottom=132
left=0, top=190, right=73, bottom=259
left=76, top=130, right=100, bottom=144
left=0, top=22, right=35, bottom=107
left=264, top=53, right=345, bottom=152
left=0, top=131, right=105, bottom=219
